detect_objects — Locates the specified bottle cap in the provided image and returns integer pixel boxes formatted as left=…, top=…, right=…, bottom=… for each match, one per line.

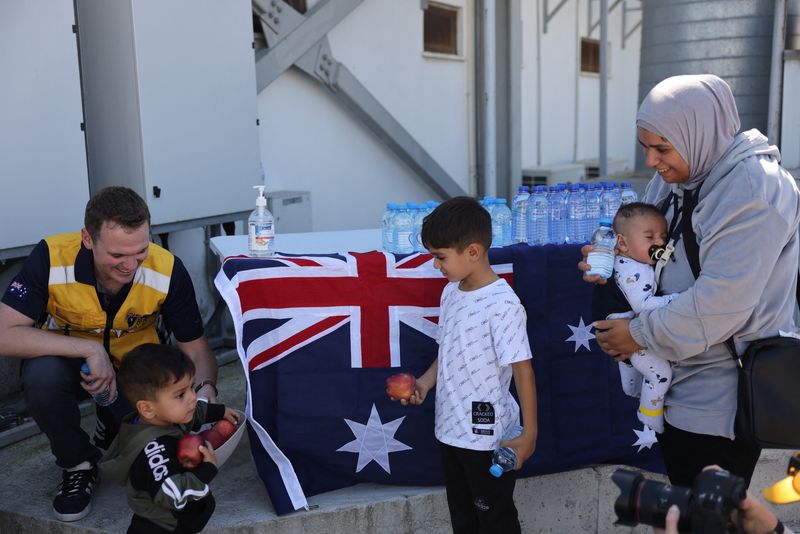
left=80, top=363, right=90, bottom=374
left=489, top=463, right=504, bottom=478
left=599, top=217, right=613, bottom=226
left=622, top=182, right=632, bottom=187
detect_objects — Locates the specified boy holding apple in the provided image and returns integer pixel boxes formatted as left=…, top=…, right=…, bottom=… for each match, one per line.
left=100, top=344, right=239, bottom=533
left=400, top=196, right=538, bottom=534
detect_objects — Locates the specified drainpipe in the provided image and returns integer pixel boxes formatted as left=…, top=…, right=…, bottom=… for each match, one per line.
left=767, top=0, right=788, bottom=146
left=483, top=0, right=497, bottom=196
left=599, top=0, right=608, bottom=177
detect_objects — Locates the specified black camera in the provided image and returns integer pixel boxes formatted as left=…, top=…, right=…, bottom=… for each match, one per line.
left=612, top=468, right=747, bottom=533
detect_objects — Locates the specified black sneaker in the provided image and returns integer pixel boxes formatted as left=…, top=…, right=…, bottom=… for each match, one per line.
left=52, top=465, right=97, bottom=521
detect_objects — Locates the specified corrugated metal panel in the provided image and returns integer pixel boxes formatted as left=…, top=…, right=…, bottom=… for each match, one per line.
left=638, top=0, right=773, bottom=139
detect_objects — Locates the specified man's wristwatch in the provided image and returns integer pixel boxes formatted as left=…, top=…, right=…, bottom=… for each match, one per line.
left=194, top=380, right=218, bottom=397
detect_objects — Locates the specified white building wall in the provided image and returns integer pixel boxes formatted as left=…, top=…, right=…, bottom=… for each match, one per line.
left=520, top=0, right=641, bottom=172
left=258, top=0, right=472, bottom=232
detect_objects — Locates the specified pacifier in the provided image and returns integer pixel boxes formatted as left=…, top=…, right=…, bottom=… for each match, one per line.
left=648, top=244, right=667, bottom=262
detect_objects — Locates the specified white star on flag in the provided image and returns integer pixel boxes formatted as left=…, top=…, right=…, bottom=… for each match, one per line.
left=566, top=317, right=595, bottom=352
left=337, top=404, right=412, bottom=473
left=632, top=425, right=658, bottom=452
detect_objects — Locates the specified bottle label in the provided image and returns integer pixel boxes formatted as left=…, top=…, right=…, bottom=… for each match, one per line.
left=249, top=222, right=274, bottom=250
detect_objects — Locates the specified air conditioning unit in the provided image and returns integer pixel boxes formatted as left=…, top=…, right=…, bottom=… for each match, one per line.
left=266, top=191, right=312, bottom=233
left=579, top=158, right=631, bottom=179
left=521, top=163, right=586, bottom=188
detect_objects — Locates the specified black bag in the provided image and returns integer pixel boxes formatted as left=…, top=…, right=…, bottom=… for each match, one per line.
left=736, top=335, right=800, bottom=448
left=680, top=187, right=800, bottom=449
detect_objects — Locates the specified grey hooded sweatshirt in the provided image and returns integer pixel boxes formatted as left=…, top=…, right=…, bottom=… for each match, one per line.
left=631, top=75, right=800, bottom=440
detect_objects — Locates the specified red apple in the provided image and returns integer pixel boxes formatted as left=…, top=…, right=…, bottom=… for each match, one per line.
left=213, top=419, right=237, bottom=441
left=200, top=428, right=225, bottom=449
left=386, top=373, right=416, bottom=401
left=177, top=434, right=205, bottom=469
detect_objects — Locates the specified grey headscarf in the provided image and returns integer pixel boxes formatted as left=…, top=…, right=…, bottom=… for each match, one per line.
left=636, top=74, right=741, bottom=189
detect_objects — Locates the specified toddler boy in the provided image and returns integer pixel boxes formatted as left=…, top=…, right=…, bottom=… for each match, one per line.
left=100, top=344, right=240, bottom=533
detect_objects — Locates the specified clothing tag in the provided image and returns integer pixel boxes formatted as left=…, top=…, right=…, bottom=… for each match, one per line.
left=472, top=428, right=494, bottom=436
left=471, top=401, right=495, bottom=425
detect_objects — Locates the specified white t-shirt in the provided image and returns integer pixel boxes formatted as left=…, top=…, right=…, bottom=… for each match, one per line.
left=434, top=278, right=533, bottom=451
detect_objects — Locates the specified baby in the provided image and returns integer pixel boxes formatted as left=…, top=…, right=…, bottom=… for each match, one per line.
left=608, top=202, right=678, bottom=433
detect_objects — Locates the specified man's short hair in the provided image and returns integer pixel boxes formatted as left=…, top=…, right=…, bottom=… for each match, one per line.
left=613, top=202, right=666, bottom=234
left=421, top=196, right=492, bottom=251
left=118, top=344, right=195, bottom=405
left=84, top=186, right=151, bottom=241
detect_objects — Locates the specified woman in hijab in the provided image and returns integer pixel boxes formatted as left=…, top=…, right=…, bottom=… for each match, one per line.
left=580, top=74, right=800, bottom=486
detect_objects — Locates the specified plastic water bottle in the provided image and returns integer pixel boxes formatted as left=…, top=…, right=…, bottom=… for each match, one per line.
left=248, top=185, right=275, bottom=257
left=548, top=185, right=567, bottom=244
left=393, top=204, right=414, bottom=254
left=382, top=203, right=398, bottom=252
left=527, top=186, right=549, bottom=246
left=601, top=182, right=622, bottom=219
left=80, top=362, right=117, bottom=406
left=489, top=425, right=524, bottom=477
left=510, top=186, right=530, bottom=244
left=413, top=203, right=428, bottom=252
left=586, top=217, right=617, bottom=279
left=493, top=199, right=512, bottom=247
left=565, top=184, right=586, bottom=244
left=585, top=184, right=602, bottom=243
left=620, top=182, right=638, bottom=205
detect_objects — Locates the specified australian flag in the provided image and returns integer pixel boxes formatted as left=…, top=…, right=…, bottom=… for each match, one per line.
left=215, top=245, right=663, bottom=516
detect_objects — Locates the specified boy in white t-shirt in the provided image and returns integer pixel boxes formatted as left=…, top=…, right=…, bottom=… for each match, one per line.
left=403, top=196, right=538, bottom=534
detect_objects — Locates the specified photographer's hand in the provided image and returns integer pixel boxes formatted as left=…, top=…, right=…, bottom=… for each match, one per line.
left=735, top=492, right=785, bottom=534
left=653, top=504, right=681, bottom=534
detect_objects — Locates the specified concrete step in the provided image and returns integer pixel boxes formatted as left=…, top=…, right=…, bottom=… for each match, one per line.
left=2, top=358, right=800, bottom=533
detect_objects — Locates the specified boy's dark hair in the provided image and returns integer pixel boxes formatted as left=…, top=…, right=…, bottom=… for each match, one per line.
left=84, top=186, right=151, bottom=241
left=613, top=202, right=665, bottom=233
left=118, top=344, right=196, bottom=405
left=421, top=196, right=492, bottom=251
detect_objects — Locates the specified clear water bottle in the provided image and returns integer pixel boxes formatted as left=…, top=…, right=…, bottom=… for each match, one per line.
left=489, top=424, right=524, bottom=477
left=527, top=186, right=549, bottom=246
left=586, top=217, right=617, bottom=279
left=620, top=181, right=638, bottom=205
left=393, top=204, right=414, bottom=254
left=601, top=182, right=622, bottom=219
left=382, top=203, right=398, bottom=252
left=413, top=202, right=429, bottom=252
left=565, top=184, right=586, bottom=244
left=548, top=185, right=567, bottom=244
left=405, top=202, right=420, bottom=253
left=585, top=184, right=602, bottom=243
left=80, top=362, right=117, bottom=406
left=510, top=186, right=530, bottom=244
left=493, top=199, right=512, bottom=247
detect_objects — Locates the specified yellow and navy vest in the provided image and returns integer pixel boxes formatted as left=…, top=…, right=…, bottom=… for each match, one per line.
left=43, top=233, right=175, bottom=366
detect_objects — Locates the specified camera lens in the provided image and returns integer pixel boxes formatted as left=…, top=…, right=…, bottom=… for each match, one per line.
left=612, top=469, right=691, bottom=531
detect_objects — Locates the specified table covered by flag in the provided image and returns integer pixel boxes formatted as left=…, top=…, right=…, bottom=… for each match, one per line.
left=214, top=243, right=664, bottom=515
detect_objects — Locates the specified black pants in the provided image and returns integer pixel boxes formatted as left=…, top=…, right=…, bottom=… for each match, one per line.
left=657, top=420, right=762, bottom=487
left=438, top=441, right=521, bottom=534
left=20, top=355, right=132, bottom=468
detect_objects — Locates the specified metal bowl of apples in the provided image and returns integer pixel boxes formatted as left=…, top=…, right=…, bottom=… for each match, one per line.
left=178, top=409, right=246, bottom=470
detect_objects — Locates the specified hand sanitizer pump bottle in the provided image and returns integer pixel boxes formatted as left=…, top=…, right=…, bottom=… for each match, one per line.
left=248, top=185, right=274, bottom=257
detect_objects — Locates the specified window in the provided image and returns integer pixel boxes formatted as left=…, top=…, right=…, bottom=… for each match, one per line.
left=284, top=0, right=307, bottom=14
left=581, top=38, right=600, bottom=73
left=424, top=4, right=459, bottom=56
